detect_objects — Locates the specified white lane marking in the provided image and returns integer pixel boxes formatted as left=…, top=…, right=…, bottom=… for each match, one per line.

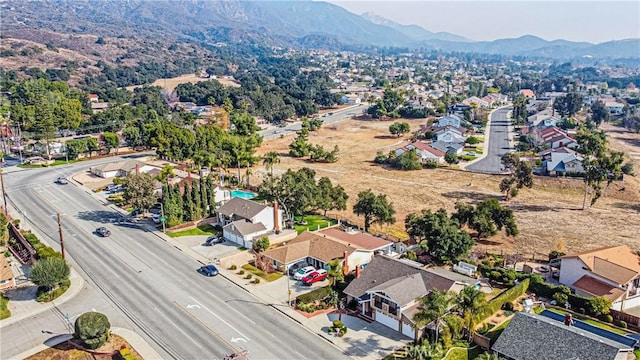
left=231, top=337, right=247, bottom=343
left=205, top=290, right=256, bottom=325
left=186, top=304, right=201, bottom=309
left=189, top=296, right=250, bottom=341
left=156, top=308, right=203, bottom=349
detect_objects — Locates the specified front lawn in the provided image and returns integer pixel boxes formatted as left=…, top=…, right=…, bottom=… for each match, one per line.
left=241, top=264, right=283, bottom=282
left=294, top=214, right=338, bottom=234
left=0, top=293, right=10, bottom=319
left=167, top=223, right=217, bottom=238
left=444, top=346, right=482, bottom=360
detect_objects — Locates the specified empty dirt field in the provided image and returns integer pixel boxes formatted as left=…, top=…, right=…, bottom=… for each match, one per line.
left=253, top=118, right=640, bottom=256
left=125, top=74, right=240, bottom=92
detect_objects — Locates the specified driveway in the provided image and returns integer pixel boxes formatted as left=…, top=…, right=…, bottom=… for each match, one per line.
left=466, top=107, right=514, bottom=174
left=173, top=235, right=241, bottom=262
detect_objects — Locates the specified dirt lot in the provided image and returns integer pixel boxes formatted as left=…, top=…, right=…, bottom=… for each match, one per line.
left=125, top=74, right=240, bottom=92
left=26, top=334, right=142, bottom=360
left=253, top=118, right=640, bottom=256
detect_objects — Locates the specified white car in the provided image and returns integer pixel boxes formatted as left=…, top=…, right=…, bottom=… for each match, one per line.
left=152, top=213, right=161, bottom=224
left=293, top=266, right=316, bottom=281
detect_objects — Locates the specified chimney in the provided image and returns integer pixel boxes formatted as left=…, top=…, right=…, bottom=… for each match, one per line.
left=135, top=163, right=140, bottom=175
left=273, top=202, right=280, bottom=234
left=355, top=265, right=361, bottom=278
left=343, top=251, right=349, bottom=275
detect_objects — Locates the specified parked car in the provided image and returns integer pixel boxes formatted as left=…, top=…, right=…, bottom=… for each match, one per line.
left=152, top=213, right=161, bottom=224
left=302, top=269, right=328, bottom=286
left=55, top=177, right=69, bottom=185
left=288, top=262, right=310, bottom=277
left=293, top=266, right=316, bottom=280
left=106, top=184, right=119, bottom=193
left=197, top=264, right=219, bottom=277
left=96, top=227, right=111, bottom=237
left=203, top=235, right=224, bottom=246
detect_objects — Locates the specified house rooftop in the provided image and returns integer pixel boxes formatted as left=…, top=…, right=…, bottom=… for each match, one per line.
left=562, top=245, right=640, bottom=284
left=217, top=197, right=269, bottom=220
left=0, top=256, right=13, bottom=284
left=261, top=231, right=359, bottom=265
left=572, top=275, right=625, bottom=302
left=492, top=311, right=633, bottom=360
left=90, top=160, right=145, bottom=173
left=224, top=219, right=266, bottom=237
left=318, top=227, right=392, bottom=251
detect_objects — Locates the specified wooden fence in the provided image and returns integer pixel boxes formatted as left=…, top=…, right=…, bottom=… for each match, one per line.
left=610, top=308, right=640, bottom=331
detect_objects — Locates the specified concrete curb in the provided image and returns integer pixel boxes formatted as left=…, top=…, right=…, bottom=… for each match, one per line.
left=0, top=269, right=85, bottom=328
left=112, top=327, right=164, bottom=359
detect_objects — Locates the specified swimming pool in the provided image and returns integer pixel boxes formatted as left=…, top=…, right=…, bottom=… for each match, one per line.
left=231, top=189, right=257, bottom=199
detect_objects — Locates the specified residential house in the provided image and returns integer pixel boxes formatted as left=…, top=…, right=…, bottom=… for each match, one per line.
left=90, top=160, right=159, bottom=179
left=32, top=141, right=65, bottom=156
left=86, top=94, right=99, bottom=103
left=433, top=126, right=466, bottom=143
left=435, top=114, right=463, bottom=128
left=559, top=245, right=640, bottom=312
left=430, top=140, right=464, bottom=155
left=341, top=94, right=362, bottom=105
left=403, top=141, right=445, bottom=164
left=543, top=150, right=584, bottom=176
left=318, top=227, right=396, bottom=256
left=91, top=102, right=110, bottom=114
left=462, top=96, right=490, bottom=109
left=519, top=89, right=536, bottom=99
left=343, top=255, right=480, bottom=340
left=0, top=256, right=15, bottom=291
left=547, top=134, right=578, bottom=149
left=605, top=101, right=625, bottom=115
left=492, top=311, right=635, bottom=360
left=216, top=198, right=283, bottom=248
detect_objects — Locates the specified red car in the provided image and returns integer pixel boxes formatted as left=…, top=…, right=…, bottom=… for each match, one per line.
left=301, top=269, right=328, bottom=285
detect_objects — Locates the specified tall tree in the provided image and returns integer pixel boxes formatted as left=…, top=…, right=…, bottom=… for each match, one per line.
left=86, top=137, right=99, bottom=158
left=34, top=96, right=56, bottom=159
left=590, top=100, right=610, bottom=126
left=30, top=257, right=70, bottom=296
left=453, top=198, right=518, bottom=239
left=389, top=122, right=410, bottom=137
left=183, top=180, right=195, bottom=221
left=353, top=189, right=396, bottom=232
left=316, top=177, right=349, bottom=216
left=123, top=173, right=157, bottom=212
left=200, top=178, right=210, bottom=217
left=102, top=132, right=120, bottom=155
left=413, top=290, right=454, bottom=344
left=405, top=209, right=474, bottom=263
left=455, top=286, right=487, bottom=340
left=499, top=153, right=533, bottom=201
left=262, top=151, right=281, bottom=176
left=191, top=179, right=202, bottom=220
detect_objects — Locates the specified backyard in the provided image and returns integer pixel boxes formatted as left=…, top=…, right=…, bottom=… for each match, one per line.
left=294, top=214, right=338, bottom=234
left=252, top=118, right=640, bottom=256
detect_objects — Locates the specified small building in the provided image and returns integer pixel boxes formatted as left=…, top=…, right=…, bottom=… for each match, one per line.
left=216, top=198, right=283, bottom=248
left=604, top=101, right=625, bottom=115
left=90, top=160, right=159, bottom=179
left=341, top=94, right=362, bottom=105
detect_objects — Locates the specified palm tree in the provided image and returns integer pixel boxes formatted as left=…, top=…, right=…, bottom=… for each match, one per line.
left=455, top=286, right=487, bottom=340
left=262, top=151, right=280, bottom=176
left=413, top=290, right=453, bottom=344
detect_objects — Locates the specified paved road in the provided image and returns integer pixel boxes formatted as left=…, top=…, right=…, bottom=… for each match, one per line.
left=1, top=160, right=347, bottom=360
left=466, top=107, right=513, bottom=174
left=260, top=105, right=366, bottom=140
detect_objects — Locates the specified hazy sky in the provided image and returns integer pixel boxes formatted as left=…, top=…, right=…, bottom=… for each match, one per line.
left=325, top=1, right=640, bottom=43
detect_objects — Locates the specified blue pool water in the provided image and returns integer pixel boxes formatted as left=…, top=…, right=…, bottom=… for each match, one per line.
left=231, top=189, right=257, bottom=199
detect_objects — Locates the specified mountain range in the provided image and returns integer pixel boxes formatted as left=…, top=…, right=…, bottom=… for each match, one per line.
left=1, top=0, right=638, bottom=59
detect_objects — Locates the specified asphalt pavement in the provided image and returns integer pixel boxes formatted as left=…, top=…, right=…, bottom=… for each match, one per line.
left=0, top=160, right=348, bottom=360
left=260, top=105, right=366, bottom=140
left=465, top=107, right=514, bottom=174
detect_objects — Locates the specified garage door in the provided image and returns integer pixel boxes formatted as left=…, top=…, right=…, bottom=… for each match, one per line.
left=402, top=322, right=415, bottom=339
left=376, top=310, right=399, bottom=331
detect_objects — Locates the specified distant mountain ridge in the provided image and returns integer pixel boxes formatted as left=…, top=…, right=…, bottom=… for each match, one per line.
left=1, top=0, right=638, bottom=59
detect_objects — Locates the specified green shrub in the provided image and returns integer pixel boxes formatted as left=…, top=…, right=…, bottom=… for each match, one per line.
left=614, top=320, right=627, bottom=328
left=245, top=274, right=252, bottom=279
left=502, top=302, right=514, bottom=311
left=36, top=278, right=70, bottom=302
left=476, top=278, right=529, bottom=321
left=332, top=320, right=344, bottom=328
left=229, top=265, right=237, bottom=270
left=74, top=312, right=111, bottom=349
left=252, top=278, right=260, bottom=284
left=238, top=270, right=245, bottom=275
left=119, top=345, right=137, bottom=360
left=297, top=302, right=316, bottom=313
left=600, top=314, right=614, bottom=323
left=297, top=287, right=332, bottom=304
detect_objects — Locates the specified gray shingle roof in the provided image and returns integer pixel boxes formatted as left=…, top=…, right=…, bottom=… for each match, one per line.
left=492, top=312, right=630, bottom=360
left=343, top=255, right=456, bottom=305
left=224, top=219, right=266, bottom=237
left=217, top=197, right=268, bottom=220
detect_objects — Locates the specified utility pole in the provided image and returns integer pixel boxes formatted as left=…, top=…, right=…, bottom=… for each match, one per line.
left=57, top=213, right=65, bottom=260
left=0, top=169, right=7, bottom=216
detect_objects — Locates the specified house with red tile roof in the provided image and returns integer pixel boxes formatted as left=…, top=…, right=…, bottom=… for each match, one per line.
left=559, top=245, right=640, bottom=312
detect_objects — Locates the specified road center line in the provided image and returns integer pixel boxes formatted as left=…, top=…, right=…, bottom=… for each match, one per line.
left=189, top=296, right=250, bottom=341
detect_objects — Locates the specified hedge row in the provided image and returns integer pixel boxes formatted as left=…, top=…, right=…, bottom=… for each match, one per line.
left=22, top=230, right=62, bottom=260
left=476, top=278, right=530, bottom=321
left=527, top=274, right=610, bottom=317
left=297, top=287, right=331, bottom=304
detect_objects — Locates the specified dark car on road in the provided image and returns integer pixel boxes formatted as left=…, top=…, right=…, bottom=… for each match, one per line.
left=197, top=264, right=219, bottom=277
left=96, top=227, right=111, bottom=237
left=203, top=235, right=224, bottom=246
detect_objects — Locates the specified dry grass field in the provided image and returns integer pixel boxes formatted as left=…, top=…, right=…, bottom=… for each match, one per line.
left=125, top=74, right=241, bottom=93
left=252, top=118, right=640, bottom=256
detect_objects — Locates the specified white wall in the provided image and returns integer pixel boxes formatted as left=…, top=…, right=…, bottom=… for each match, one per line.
left=559, top=258, right=585, bottom=287
left=252, top=207, right=283, bottom=232
left=347, top=251, right=374, bottom=272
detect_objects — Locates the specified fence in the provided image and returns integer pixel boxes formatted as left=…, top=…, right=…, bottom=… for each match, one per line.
left=610, top=308, right=640, bottom=331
